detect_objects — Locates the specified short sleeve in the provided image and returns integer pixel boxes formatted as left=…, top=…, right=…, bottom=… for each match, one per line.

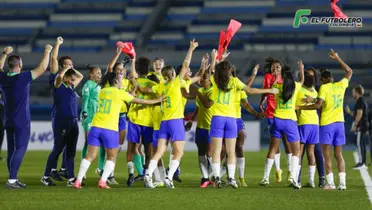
left=263, top=74, right=272, bottom=89
left=318, top=85, right=328, bottom=101
left=339, top=78, right=349, bottom=89
left=152, top=84, right=160, bottom=95
left=120, top=90, right=134, bottom=103
left=241, top=91, right=247, bottom=100
left=295, top=82, right=302, bottom=91
left=234, top=77, right=246, bottom=91
left=20, top=71, right=33, bottom=84
left=355, top=98, right=363, bottom=110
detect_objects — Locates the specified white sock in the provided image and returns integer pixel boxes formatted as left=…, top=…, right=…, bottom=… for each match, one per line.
left=290, top=156, right=299, bottom=181
left=326, top=172, right=334, bottom=185
left=147, top=160, right=158, bottom=177
left=263, top=158, right=274, bottom=180
left=127, top=161, right=134, bottom=174
left=287, top=153, right=292, bottom=172
left=308, top=165, right=316, bottom=183
left=207, top=157, right=213, bottom=177
left=77, top=159, right=91, bottom=182
left=220, top=163, right=227, bottom=177
left=153, top=168, right=161, bottom=182
left=339, top=172, right=346, bottom=185
left=167, top=160, right=180, bottom=180
left=198, top=156, right=209, bottom=179
left=227, top=164, right=236, bottom=179
left=101, top=160, right=115, bottom=182
left=237, top=157, right=245, bottom=179
left=297, top=165, right=302, bottom=181
left=212, top=163, right=221, bottom=177
left=8, top=179, right=16, bottom=184
left=158, top=166, right=166, bottom=181
left=274, top=153, right=281, bottom=171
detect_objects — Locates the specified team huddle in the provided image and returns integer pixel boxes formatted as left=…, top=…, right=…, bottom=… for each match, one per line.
left=0, top=36, right=353, bottom=190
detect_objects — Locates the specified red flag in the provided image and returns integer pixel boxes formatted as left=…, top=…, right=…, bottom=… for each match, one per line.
left=330, top=0, right=348, bottom=20
left=217, top=19, right=242, bottom=61
left=122, top=42, right=136, bottom=59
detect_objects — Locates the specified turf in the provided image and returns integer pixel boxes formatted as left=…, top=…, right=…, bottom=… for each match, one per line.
left=0, top=151, right=370, bottom=210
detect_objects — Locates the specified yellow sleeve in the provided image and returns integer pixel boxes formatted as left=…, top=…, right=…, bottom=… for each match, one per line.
left=339, top=78, right=349, bottom=89
left=295, top=82, right=302, bottom=91
left=234, top=77, right=246, bottom=90
left=318, top=85, right=328, bottom=101
left=152, top=84, right=160, bottom=95
left=296, top=88, right=304, bottom=106
left=120, top=90, right=134, bottom=103
left=241, top=91, right=247, bottom=100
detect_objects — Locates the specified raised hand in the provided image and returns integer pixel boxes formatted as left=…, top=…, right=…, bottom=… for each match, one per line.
left=298, top=59, right=304, bottom=70
left=252, top=64, right=259, bottom=76
left=3, top=46, right=13, bottom=55
left=45, top=44, right=53, bottom=52
left=56, top=36, right=63, bottom=45
left=221, top=50, right=230, bottom=61
left=211, top=49, right=217, bottom=60
left=329, top=48, right=339, bottom=60
left=190, top=39, right=198, bottom=51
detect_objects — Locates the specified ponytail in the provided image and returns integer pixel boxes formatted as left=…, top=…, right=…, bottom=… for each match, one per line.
left=282, top=70, right=295, bottom=104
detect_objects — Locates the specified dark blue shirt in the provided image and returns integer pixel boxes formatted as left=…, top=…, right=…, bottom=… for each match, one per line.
left=0, top=71, right=33, bottom=127
left=53, top=82, right=78, bottom=119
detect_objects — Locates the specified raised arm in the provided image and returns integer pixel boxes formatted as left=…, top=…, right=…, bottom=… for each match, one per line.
left=246, top=64, right=259, bottom=88
left=31, top=45, right=53, bottom=80
left=179, top=39, right=198, bottom=80
left=191, top=53, right=209, bottom=84
left=54, top=67, right=68, bottom=88
left=106, top=46, right=123, bottom=74
left=297, top=60, right=304, bottom=85
left=329, top=49, right=353, bottom=80
left=50, top=37, right=63, bottom=74
left=129, top=55, right=138, bottom=79
left=0, top=46, right=13, bottom=71
left=71, top=68, right=84, bottom=88
left=209, top=49, right=217, bottom=75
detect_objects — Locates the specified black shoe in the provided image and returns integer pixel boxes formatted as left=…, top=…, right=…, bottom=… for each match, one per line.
left=318, top=177, right=325, bottom=188
left=134, top=175, right=144, bottom=181
left=41, top=177, right=56, bottom=186
left=221, top=179, right=226, bottom=186
left=353, top=163, right=363, bottom=170
left=215, top=176, right=222, bottom=188
left=67, top=178, right=77, bottom=187
left=127, top=174, right=135, bottom=187
left=51, top=170, right=64, bottom=181
left=5, top=181, right=26, bottom=189
left=173, top=174, right=182, bottom=183
left=16, top=180, right=27, bottom=188
left=58, top=168, right=67, bottom=179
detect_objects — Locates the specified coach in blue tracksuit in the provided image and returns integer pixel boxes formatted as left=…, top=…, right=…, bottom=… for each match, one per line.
left=41, top=66, right=83, bottom=186
left=0, top=45, right=52, bottom=189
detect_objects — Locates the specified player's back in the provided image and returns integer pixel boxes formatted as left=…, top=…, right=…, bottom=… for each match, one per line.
left=296, top=86, right=318, bottom=125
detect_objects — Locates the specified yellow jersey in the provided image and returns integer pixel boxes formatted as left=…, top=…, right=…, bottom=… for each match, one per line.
left=296, top=86, right=319, bottom=125
left=208, top=76, right=246, bottom=117
left=152, top=105, right=163, bottom=130
left=152, top=76, right=185, bottom=121
left=235, top=90, right=247, bottom=119
left=91, top=87, right=134, bottom=131
left=147, top=72, right=165, bottom=83
left=105, top=78, right=129, bottom=114
left=318, top=78, right=349, bottom=126
left=127, top=77, right=157, bottom=127
left=181, top=79, right=192, bottom=108
left=196, top=87, right=213, bottom=129
left=273, top=82, right=301, bottom=121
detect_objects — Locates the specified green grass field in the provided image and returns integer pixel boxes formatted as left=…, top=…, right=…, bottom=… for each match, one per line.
left=0, top=151, right=370, bottom=210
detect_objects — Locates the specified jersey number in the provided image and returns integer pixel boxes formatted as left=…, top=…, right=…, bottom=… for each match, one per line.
left=98, top=99, right=112, bottom=114
left=165, top=96, right=171, bottom=108
left=278, top=98, right=293, bottom=110
left=332, top=94, right=342, bottom=109
left=217, top=90, right=231, bottom=105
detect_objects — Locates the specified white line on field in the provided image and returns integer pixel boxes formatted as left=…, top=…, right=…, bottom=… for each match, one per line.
left=353, top=151, right=372, bottom=205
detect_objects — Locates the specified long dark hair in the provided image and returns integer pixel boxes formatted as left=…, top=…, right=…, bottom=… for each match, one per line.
left=214, top=61, right=232, bottom=92
left=281, top=65, right=295, bottom=104
left=100, top=72, right=117, bottom=88
left=303, top=71, right=315, bottom=88
left=264, top=57, right=284, bottom=74
left=306, top=67, right=319, bottom=85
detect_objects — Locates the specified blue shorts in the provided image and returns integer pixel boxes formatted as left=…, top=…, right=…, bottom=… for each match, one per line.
left=88, top=126, right=119, bottom=149
left=236, top=118, right=245, bottom=132
left=299, top=125, right=319, bottom=144
left=127, top=120, right=153, bottom=144
left=267, top=118, right=274, bottom=128
left=270, top=117, right=300, bottom=143
left=195, top=128, right=210, bottom=144
left=158, top=119, right=185, bottom=142
left=118, top=114, right=127, bottom=131
left=152, top=130, right=159, bottom=147
left=210, top=116, right=237, bottom=139
left=320, top=122, right=345, bottom=146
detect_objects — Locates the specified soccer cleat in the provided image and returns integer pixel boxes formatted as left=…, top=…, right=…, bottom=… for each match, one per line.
left=211, top=176, right=217, bottom=188
left=215, top=176, right=222, bottom=188
left=154, top=181, right=165, bottom=188
left=41, top=177, right=56, bottom=186
left=354, top=164, right=368, bottom=170
left=144, top=175, right=155, bottom=188
left=5, top=181, right=26, bottom=189
left=126, top=174, right=135, bottom=187
left=238, top=178, right=247, bottom=187
left=173, top=174, right=182, bottom=183
left=67, top=178, right=78, bottom=187
left=260, top=179, right=269, bottom=186
left=228, top=178, right=238, bottom=189
left=107, top=177, right=119, bottom=185
left=73, top=180, right=82, bottom=189
left=134, top=175, right=144, bottom=181
left=98, top=180, right=110, bottom=189
left=50, top=170, right=64, bottom=181
left=95, top=168, right=103, bottom=177
left=337, top=183, right=347, bottom=190
left=287, top=171, right=292, bottom=183
left=200, top=178, right=211, bottom=188
left=58, top=168, right=67, bottom=179
left=276, top=169, right=283, bottom=183
left=318, top=177, right=325, bottom=188
left=164, top=177, right=175, bottom=188
left=303, top=182, right=315, bottom=188
left=288, top=178, right=294, bottom=187
left=323, top=184, right=336, bottom=190
left=16, top=180, right=27, bottom=188
left=292, top=180, right=301, bottom=189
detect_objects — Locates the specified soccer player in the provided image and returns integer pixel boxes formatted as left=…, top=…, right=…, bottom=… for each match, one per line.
left=42, top=62, right=84, bottom=186
left=199, top=56, right=278, bottom=189
left=143, top=39, right=199, bottom=188
left=74, top=72, right=163, bottom=189
left=259, top=58, right=292, bottom=183
left=80, top=65, right=102, bottom=177
left=345, top=85, right=368, bottom=169
left=1, top=44, right=53, bottom=188
left=148, top=58, right=165, bottom=83
left=260, top=60, right=304, bottom=189
left=298, top=49, right=352, bottom=190
left=296, top=71, right=319, bottom=188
